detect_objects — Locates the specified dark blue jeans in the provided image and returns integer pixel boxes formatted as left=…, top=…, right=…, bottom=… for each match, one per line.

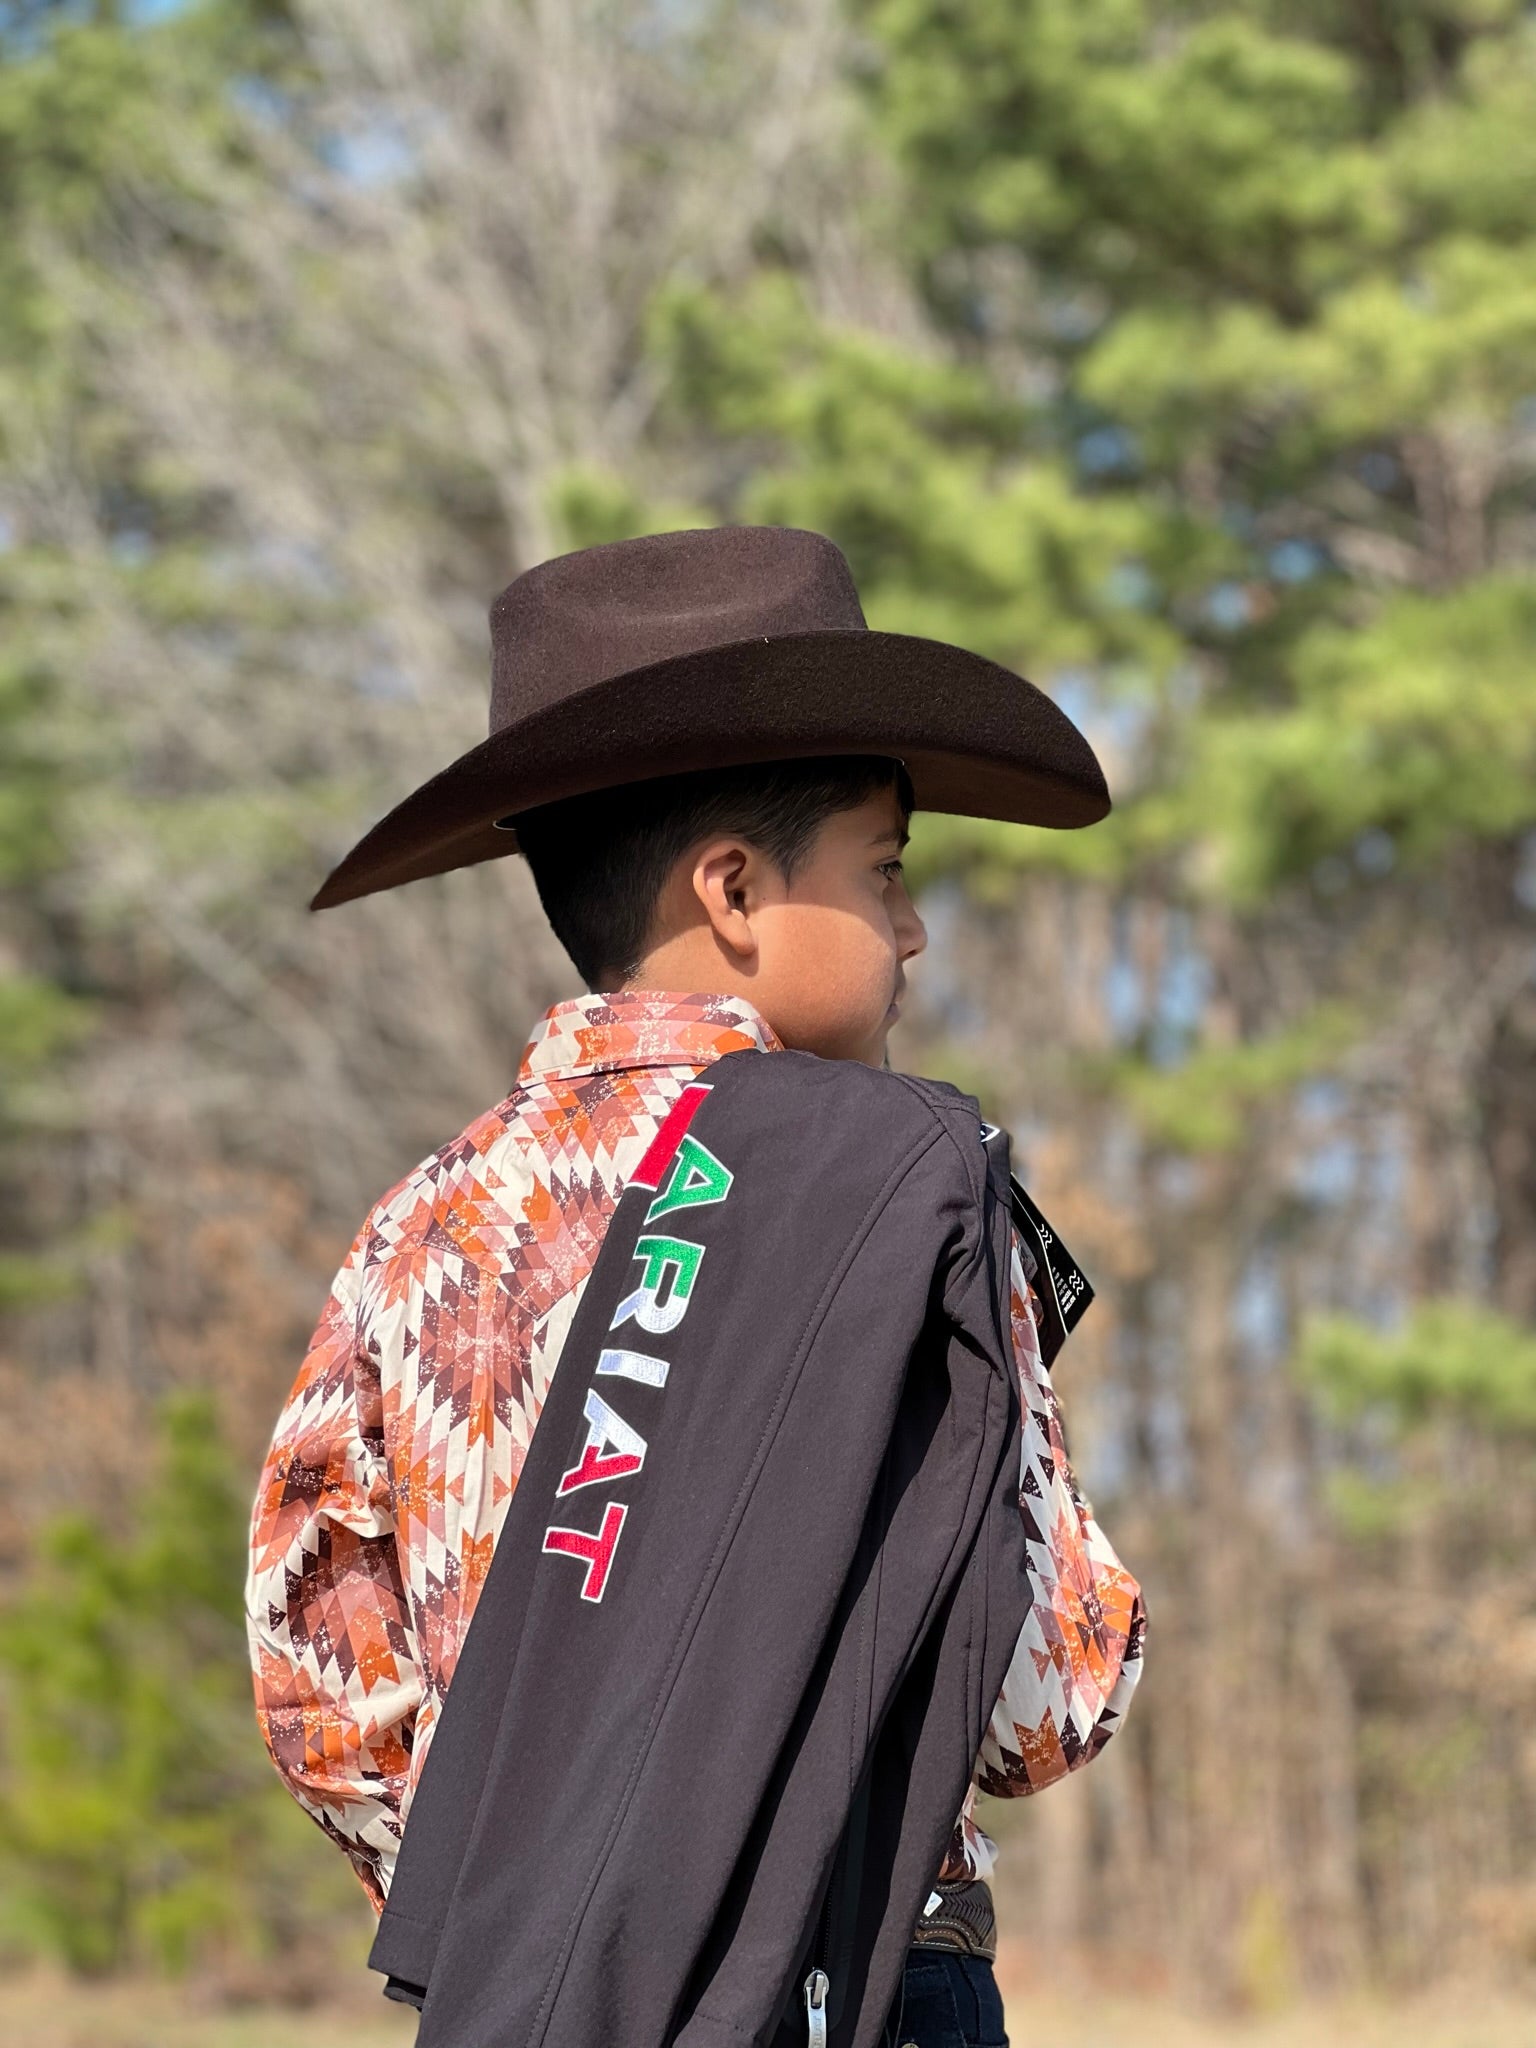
left=880, top=1950, right=1010, bottom=2047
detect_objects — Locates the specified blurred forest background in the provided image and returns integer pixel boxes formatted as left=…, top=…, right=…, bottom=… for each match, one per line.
left=2, top=0, right=1535, bottom=2033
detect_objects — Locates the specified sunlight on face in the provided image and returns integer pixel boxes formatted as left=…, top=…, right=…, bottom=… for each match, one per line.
left=749, top=786, right=928, bottom=1065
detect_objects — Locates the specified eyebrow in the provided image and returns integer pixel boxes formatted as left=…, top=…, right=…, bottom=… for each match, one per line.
left=869, top=827, right=910, bottom=851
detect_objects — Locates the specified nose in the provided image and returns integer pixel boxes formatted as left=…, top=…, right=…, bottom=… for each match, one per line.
left=895, top=886, right=927, bottom=963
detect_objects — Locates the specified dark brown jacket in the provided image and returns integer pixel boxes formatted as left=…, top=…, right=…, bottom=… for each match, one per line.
left=367, top=1050, right=1031, bottom=2048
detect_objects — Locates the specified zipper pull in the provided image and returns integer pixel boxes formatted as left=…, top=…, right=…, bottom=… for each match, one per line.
left=803, top=1967, right=829, bottom=2048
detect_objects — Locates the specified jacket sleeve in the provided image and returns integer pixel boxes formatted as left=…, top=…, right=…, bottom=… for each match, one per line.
left=973, top=1226, right=1146, bottom=1799
left=244, top=1217, right=423, bottom=1913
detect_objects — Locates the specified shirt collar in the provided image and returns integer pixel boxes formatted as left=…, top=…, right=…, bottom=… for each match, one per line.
left=517, top=989, right=783, bottom=1085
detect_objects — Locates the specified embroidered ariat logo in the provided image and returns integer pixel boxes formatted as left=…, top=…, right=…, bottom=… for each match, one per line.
left=541, top=1084, right=731, bottom=1603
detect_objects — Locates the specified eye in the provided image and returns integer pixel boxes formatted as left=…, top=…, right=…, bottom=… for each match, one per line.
left=877, top=858, right=905, bottom=883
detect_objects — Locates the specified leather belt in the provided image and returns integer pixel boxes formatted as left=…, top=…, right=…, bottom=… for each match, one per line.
left=907, top=1876, right=997, bottom=1960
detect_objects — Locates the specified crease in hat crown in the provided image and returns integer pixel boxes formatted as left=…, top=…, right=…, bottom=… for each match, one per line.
left=488, top=526, right=867, bottom=727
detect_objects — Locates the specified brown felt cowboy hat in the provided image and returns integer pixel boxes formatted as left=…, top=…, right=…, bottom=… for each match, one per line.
left=309, top=524, right=1110, bottom=910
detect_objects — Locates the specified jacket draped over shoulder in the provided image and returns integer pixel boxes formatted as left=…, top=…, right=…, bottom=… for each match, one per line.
left=369, top=1050, right=1033, bottom=2048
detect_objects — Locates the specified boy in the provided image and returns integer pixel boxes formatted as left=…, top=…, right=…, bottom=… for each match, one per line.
left=246, top=526, right=1144, bottom=2047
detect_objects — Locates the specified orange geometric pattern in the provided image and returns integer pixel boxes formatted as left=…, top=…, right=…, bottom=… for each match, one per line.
left=244, top=990, right=1143, bottom=1912
left=970, top=1256, right=1146, bottom=1793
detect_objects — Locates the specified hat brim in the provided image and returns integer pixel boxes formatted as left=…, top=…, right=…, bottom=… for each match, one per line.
left=309, top=627, right=1111, bottom=910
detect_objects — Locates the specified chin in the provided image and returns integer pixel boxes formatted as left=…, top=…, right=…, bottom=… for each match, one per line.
left=793, top=1009, right=892, bottom=1066
left=858, top=1029, right=892, bottom=1070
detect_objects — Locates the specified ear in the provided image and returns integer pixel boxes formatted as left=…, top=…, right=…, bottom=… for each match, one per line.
left=690, top=837, right=771, bottom=963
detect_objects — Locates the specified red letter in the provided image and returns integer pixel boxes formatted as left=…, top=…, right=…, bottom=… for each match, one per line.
left=542, top=1501, right=628, bottom=1603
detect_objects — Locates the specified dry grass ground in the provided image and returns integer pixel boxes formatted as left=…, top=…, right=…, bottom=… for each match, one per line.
left=5, top=1958, right=1535, bottom=2047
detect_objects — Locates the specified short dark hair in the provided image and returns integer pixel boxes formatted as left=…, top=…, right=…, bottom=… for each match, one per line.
left=511, top=755, right=914, bottom=988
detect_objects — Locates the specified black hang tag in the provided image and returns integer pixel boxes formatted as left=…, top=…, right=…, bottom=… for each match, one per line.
left=980, top=1123, right=1095, bottom=1372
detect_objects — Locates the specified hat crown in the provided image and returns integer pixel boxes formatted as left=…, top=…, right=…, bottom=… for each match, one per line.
left=488, top=525, right=866, bottom=731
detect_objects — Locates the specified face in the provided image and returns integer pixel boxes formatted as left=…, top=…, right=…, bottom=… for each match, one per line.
left=741, top=787, right=928, bottom=1065
left=630, top=782, right=929, bottom=1065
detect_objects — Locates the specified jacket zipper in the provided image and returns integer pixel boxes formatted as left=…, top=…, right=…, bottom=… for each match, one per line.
left=801, top=1464, right=885, bottom=2047
left=802, top=1877, right=832, bottom=2046
left=802, top=1966, right=829, bottom=2048
left=800, top=1441, right=887, bottom=2048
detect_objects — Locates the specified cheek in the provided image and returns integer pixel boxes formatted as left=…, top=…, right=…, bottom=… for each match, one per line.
left=763, top=902, right=895, bottom=1015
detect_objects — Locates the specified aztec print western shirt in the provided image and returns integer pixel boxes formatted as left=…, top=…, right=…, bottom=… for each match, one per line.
left=246, top=990, right=1145, bottom=1916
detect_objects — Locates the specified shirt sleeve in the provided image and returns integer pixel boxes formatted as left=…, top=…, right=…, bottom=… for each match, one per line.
left=244, top=1218, right=423, bottom=1913
left=972, top=1225, right=1147, bottom=1802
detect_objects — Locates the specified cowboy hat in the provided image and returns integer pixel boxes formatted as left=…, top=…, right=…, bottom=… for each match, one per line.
left=309, top=523, right=1110, bottom=910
